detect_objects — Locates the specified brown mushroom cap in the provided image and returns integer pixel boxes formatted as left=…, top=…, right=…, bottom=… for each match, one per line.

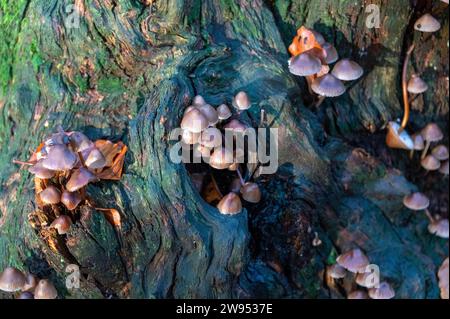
left=0, top=267, right=26, bottom=292
left=233, top=91, right=252, bottom=111
left=50, top=215, right=72, bottom=235
left=332, top=59, right=363, bottom=81
left=224, top=119, right=248, bottom=133
left=438, top=257, right=449, bottom=299
left=288, top=51, right=322, bottom=77
left=439, top=160, right=449, bottom=175
left=217, top=193, right=242, bottom=215
left=421, top=154, right=441, bottom=171
left=84, top=147, right=106, bottom=169
left=385, top=122, right=414, bottom=150
left=368, top=281, right=395, bottom=299
left=323, top=43, right=339, bottom=64
left=197, top=104, right=219, bottom=126
left=327, top=264, right=347, bottom=279
left=69, top=131, right=93, bottom=152
left=39, top=186, right=61, bottom=205
left=192, top=95, right=206, bottom=106
left=23, top=273, right=39, bottom=292
left=403, top=192, right=430, bottom=211
left=66, top=167, right=97, bottom=192
left=61, top=191, right=83, bottom=211
left=181, top=129, right=200, bottom=145
left=240, top=182, right=261, bottom=203
left=181, top=108, right=209, bottom=133
left=412, top=133, right=425, bottom=151
left=414, top=13, right=441, bottom=32
left=356, top=271, right=378, bottom=288
left=407, top=74, right=428, bottom=94
left=29, top=161, right=56, bottom=179
left=34, top=279, right=57, bottom=299
left=41, top=144, right=78, bottom=171
left=199, top=128, right=223, bottom=148
left=347, top=290, right=369, bottom=299
left=217, top=104, right=232, bottom=120
left=432, top=145, right=449, bottom=161
left=428, top=218, right=449, bottom=239
left=421, top=123, right=444, bottom=143
left=311, top=74, right=346, bottom=97
left=336, top=248, right=370, bottom=273
left=209, top=147, right=233, bottom=170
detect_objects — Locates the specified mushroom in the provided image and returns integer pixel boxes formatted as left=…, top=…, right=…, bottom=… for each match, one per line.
left=84, top=147, right=107, bottom=169
left=17, top=291, right=34, bottom=299
left=421, top=123, right=444, bottom=159
left=331, top=59, right=363, bottom=81
left=311, top=74, right=346, bottom=97
left=431, top=145, right=449, bottom=161
left=347, top=290, right=369, bottom=299
left=327, top=263, right=347, bottom=279
left=240, top=182, right=261, bottom=203
left=181, top=108, right=209, bottom=133
left=66, top=167, right=97, bottom=192
left=217, top=104, right=232, bottom=121
left=68, top=131, right=93, bottom=152
left=0, top=267, right=26, bottom=292
left=409, top=133, right=425, bottom=159
left=232, top=91, right=252, bottom=111
left=407, top=74, right=428, bottom=94
left=439, top=160, right=449, bottom=176
left=39, top=186, right=61, bottom=205
left=209, top=147, right=233, bottom=170
left=311, top=30, right=326, bottom=45
left=403, top=192, right=430, bottom=212
left=22, top=273, right=39, bottom=292
left=199, top=128, right=222, bottom=148
left=438, top=257, right=449, bottom=299
left=61, top=191, right=83, bottom=210
left=192, top=95, right=206, bottom=106
left=181, top=129, right=200, bottom=145
left=312, top=232, right=322, bottom=247
left=45, top=131, right=69, bottom=146
left=224, top=119, right=248, bottom=133
left=414, top=14, right=441, bottom=33
left=323, top=43, right=339, bottom=64
left=421, top=154, right=441, bottom=171
left=50, top=215, right=73, bottom=235
left=288, top=51, right=322, bottom=77
left=33, top=279, right=58, bottom=299
left=217, top=192, right=242, bottom=215
left=428, top=217, right=449, bottom=239
left=368, top=281, right=395, bottom=299
left=356, top=271, right=378, bottom=288
left=336, top=248, right=370, bottom=273
left=41, top=144, right=78, bottom=171
left=385, top=121, right=414, bottom=150
left=197, top=104, right=219, bottom=127
left=28, top=161, right=56, bottom=179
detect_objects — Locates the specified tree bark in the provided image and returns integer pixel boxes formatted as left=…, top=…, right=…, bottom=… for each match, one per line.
left=0, top=0, right=448, bottom=299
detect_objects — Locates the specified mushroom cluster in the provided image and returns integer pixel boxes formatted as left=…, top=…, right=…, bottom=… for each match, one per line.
left=14, top=127, right=127, bottom=237
left=326, top=248, right=395, bottom=299
left=180, top=92, right=262, bottom=215
left=0, top=267, right=57, bottom=299
left=288, top=26, right=363, bottom=106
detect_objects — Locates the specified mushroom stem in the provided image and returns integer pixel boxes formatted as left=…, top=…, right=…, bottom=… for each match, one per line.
left=210, top=171, right=223, bottom=199
left=305, top=75, right=314, bottom=95
left=409, top=150, right=415, bottom=159
left=400, top=44, right=415, bottom=132
left=12, top=159, right=34, bottom=166
left=315, top=96, right=326, bottom=108
left=77, top=152, right=87, bottom=168
left=421, top=141, right=431, bottom=160
left=425, top=209, right=435, bottom=223
left=236, top=166, right=245, bottom=185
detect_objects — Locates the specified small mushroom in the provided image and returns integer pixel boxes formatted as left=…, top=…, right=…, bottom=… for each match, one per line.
left=421, top=123, right=444, bottom=158
left=28, top=161, right=56, bottom=179
left=368, top=281, right=395, bottom=299
left=311, top=74, right=346, bottom=97
left=181, top=108, right=209, bottom=133
left=385, top=121, right=414, bottom=150
left=197, top=104, right=219, bottom=126
left=409, top=133, right=425, bottom=159
left=240, top=182, right=261, bottom=203
left=311, top=30, right=326, bottom=45
left=347, top=290, right=369, bottom=299
left=199, top=128, right=223, bottom=148
left=323, top=43, right=339, bottom=64
left=34, top=279, right=58, bottom=299
left=192, top=95, right=206, bottom=106
left=39, top=186, right=61, bottom=205
left=209, top=147, right=233, bottom=170
left=232, top=91, right=252, bottom=111
left=331, top=59, right=364, bottom=81
left=414, top=13, right=441, bottom=33
left=22, top=273, right=39, bottom=292
left=288, top=51, right=322, bottom=77
left=438, top=257, right=449, bottom=299
left=0, top=267, right=26, bottom=292
left=336, top=248, right=370, bottom=273
left=66, top=167, right=97, bottom=192
left=403, top=192, right=430, bottom=211
left=17, top=291, right=34, bottom=299
left=181, top=129, right=200, bottom=145
left=61, top=191, right=83, bottom=210
left=41, top=144, right=78, bottom=171
left=69, top=131, right=93, bottom=152
left=327, top=263, right=347, bottom=279
left=407, top=74, right=428, bottom=94
left=224, top=119, right=248, bottom=133
left=421, top=154, right=441, bottom=171
left=356, top=271, right=378, bottom=288
left=50, top=215, right=72, bottom=235
left=217, top=104, right=232, bottom=121
left=84, top=147, right=107, bottom=169
left=217, top=193, right=242, bottom=215
left=439, top=160, right=449, bottom=176
left=428, top=218, right=449, bottom=239
left=431, top=145, right=449, bottom=161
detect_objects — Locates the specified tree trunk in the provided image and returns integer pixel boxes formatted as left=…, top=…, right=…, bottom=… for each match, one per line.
left=0, top=0, right=448, bottom=299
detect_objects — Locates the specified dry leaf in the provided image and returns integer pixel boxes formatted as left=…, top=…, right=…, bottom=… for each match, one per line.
left=95, top=207, right=122, bottom=228
left=289, top=26, right=325, bottom=58
left=94, top=140, right=127, bottom=180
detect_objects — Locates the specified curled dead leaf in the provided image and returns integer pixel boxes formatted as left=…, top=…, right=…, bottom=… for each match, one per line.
left=94, top=140, right=127, bottom=180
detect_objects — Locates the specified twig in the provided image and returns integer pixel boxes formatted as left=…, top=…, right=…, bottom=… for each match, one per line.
left=400, top=44, right=415, bottom=132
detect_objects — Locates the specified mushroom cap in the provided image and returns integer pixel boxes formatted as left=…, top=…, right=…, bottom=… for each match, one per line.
left=327, top=263, right=347, bottom=279
left=45, top=132, right=69, bottom=146
left=223, top=119, right=248, bottom=133
left=233, top=91, right=252, bottom=111
left=385, top=122, right=414, bottom=150
left=403, top=192, right=430, bottom=211
left=192, top=95, right=206, bottom=106
left=181, top=129, right=200, bottom=145
left=407, top=74, right=428, bottom=94
left=332, top=59, right=364, bottom=81
left=18, top=291, right=34, bottom=299
left=0, top=267, right=26, bottom=292
left=199, top=127, right=223, bottom=148
left=39, top=186, right=61, bottom=205
left=347, top=290, right=369, bottom=299
left=217, top=104, right=232, bottom=120
left=228, top=162, right=239, bottom=171
left=421, top=123, right=444, bottom=142
left=412, top=133, right=425, bottom=151
left=23, top=273, right=39, bottom=292
left=181, top=108, right=209, bottom=133
left=240, top=182, right=262, bottom=203
left=85, top=147, right=107, bottom=169
left=323, top=43, right=339, bottom=64
left=336, top=248, right=370, bottom=273
left=421, top=154, right=441, bottom=171
left=439, top=160, right=449, bottom=175
left=356, top=271, right=378, bottom=288
left=41, top=144, right=78, bottom=171
left=50, top=215, right=73, bottom=235
left=29, top=161, right=56, bottom=179
left=414, top=13, right=441, bottom=33
left=368, top=282, right=395, bottom=299
left=311, top=30, right=326, bottom=45
left=217, top=193, right=242, bottom=215
left=197, top=104, right=219, bottom=126
left=69, top=131, right=93, bottom=152
left=432, top=145, right=449, bottom=161
left=428, top=218, right=449, bottom=239
left=288, top=51, right=322, bottom=77
left=34, top=279, right=57, bottom=299
left=311, top=74, right=346, bottom=97
left=184, top=105, right=197, bottom=115
left=438, top=257, right=449, bottom=299
left=61, top=191, right=83, bottom=211
left=66, top=167, right=97, bottom=192
left=209, top=147, right=233, bottom=170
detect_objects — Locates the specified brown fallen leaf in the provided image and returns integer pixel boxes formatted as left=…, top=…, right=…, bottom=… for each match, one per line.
left=289, top=26, right=324, bottom=57
left=94, top=207, right=122, bottom=228
left=94, top=140, right=127, bottom=180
